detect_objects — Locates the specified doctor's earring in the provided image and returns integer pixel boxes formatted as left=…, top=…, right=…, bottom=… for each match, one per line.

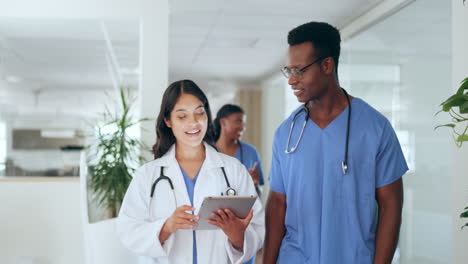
left=164, top=118, right=172, bottom=128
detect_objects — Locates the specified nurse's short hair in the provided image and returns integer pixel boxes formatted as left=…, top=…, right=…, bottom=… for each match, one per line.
left=288, top=21, right=341, bottom=74
left=213, top=104, right=244, bottom=142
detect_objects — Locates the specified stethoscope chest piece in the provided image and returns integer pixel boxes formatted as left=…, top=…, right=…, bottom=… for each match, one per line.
left=342, top=161, right=348, bottom=175
left=225, top=187, right=237, bottom=196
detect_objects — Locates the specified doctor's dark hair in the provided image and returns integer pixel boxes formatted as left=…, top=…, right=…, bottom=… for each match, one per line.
left=288, top=21, right=341, bottom=74
left=152, top=80, right=216, bottom=159
left=213, top=104, right=244, bottom=142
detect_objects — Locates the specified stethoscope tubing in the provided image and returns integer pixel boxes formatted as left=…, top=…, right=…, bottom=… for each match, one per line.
left=285, top=88, right=351, bottom=175
left=150, top=165, right=236, bottom=200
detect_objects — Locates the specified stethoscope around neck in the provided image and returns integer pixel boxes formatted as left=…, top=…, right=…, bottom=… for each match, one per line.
left=285, top=88, right=352, bottom=175
left=149, top=166, right=237, bottom=201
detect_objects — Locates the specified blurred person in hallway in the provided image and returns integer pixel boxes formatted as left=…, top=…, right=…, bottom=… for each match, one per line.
left=214, top=104, right=265, bottom=264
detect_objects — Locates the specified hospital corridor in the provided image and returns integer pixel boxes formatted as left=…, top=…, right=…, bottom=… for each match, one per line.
left=0, top=0, right=467, bottom=263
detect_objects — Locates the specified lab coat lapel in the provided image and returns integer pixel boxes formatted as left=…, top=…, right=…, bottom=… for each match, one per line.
left=202, top=142, right=224, bottom=169
left=193, top=143, right=225, bottom=212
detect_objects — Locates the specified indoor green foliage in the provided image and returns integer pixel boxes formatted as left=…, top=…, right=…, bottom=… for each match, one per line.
left=435, top=77, right=468, bottom=147
left=436, top=77, right=468, bottom=229
left=462, top=207, right=468, bottom=230
left=89, top=86, right=149, bottom=217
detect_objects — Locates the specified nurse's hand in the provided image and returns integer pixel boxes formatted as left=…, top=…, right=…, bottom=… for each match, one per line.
left=159, top=205, right=199, bottom=244
left=248, top=162, right=259, bottom=184
left=207, top=208, right=254, bottom=250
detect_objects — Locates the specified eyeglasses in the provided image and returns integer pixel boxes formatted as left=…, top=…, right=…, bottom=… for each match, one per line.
left=281, top=57, right=324, bottom=79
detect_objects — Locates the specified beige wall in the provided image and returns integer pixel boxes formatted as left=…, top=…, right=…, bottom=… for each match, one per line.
left=259, top=74, right=287, bottom=200
left=237, top=88, right=262, bottom=151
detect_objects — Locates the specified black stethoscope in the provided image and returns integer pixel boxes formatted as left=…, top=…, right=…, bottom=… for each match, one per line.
left=285, top=88, right=352, bottom=175
left=149, top=166, right=237, bottom=201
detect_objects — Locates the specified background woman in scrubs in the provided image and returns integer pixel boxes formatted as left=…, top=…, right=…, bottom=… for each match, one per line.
left=214, top=104, right=264, bottom=193
left=214, top=104, right=264, bottom=264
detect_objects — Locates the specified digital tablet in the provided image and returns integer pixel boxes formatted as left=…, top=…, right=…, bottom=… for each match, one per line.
left=193, top=196, right=257, bottom=230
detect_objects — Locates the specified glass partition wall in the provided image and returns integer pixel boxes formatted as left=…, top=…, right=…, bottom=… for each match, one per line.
left=340, top=0, right=452, bottom=263
left=0, top=18, right=140, bottom=177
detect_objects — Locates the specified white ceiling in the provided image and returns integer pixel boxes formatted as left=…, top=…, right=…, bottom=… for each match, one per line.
left=0, top=0, right=451, bottom=97
left=0, top=0, right=385, bottom=95
left=0, top=0, right=384, bottom=124
left=0, top=0, right=452, bottom=131
left=0, top=18, right=140, bottom=92
left=344, top=0, right=450, bottom=57
left=168, top=0, right=384, bottom=81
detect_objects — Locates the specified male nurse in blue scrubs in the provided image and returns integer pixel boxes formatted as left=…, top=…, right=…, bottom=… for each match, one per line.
left=263, top=22, right=408, bottom=264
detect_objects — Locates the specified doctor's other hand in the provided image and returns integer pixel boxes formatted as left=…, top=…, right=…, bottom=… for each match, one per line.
left=207, top=208, right=254, bottom=250
left=159, top=205, right=198, bottom=243
left=248, top=162, right=259, bottom=184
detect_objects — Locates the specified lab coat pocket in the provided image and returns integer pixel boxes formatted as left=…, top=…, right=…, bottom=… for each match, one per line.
left=336, top=157, right=373, bottom=201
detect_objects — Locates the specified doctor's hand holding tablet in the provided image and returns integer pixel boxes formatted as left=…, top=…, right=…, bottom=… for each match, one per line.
left=160, top=199, right=255, bottom=249
left=158, top=205, right=198, bottom=243
left=206, top=208, right=254, bottom=249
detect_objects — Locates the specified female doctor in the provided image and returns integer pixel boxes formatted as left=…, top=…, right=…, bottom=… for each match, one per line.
left=117, top=79, right=264, bottom=264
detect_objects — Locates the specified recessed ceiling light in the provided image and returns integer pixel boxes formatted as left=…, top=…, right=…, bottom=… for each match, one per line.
left=41, top=129, right=75, bottom=138
left=249, top=39, right=260, bottom=48
left=120, top=67, right=140, bottom=75
left=5, top=75, right=22, bottom=83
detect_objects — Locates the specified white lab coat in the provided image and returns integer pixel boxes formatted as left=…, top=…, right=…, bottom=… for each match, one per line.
left=117, top=142, right=265, bottom=264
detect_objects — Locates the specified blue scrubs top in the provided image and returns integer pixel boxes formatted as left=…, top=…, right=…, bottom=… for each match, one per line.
left=269, top=98, right=408, bottom=264
left=180, top=166, right=201, bottom=264
left=234, top=141, right=265, bottom=185
left=234, top=141, right=263, bottom=264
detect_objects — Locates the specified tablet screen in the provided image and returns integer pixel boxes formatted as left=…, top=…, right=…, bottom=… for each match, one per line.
left=193, top=196, right=257, bottom=230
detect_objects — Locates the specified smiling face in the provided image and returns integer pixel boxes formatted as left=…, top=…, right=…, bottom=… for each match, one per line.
left=221, top=112, right=245, bottom=141
left=286, top=42, right=332, bottom=103
left=164, top=93, right=208, bottom=148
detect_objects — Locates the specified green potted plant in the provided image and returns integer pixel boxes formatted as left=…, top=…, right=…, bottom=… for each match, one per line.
left=436, top=77, right=468, bottom=228
left=436, top=78, right=468, bottom=146
left=88, top=86, right=149, bottom=218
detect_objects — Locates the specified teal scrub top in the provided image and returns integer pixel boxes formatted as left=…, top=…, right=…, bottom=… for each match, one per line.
left=234, top=141, right=264, bottom=185
left=269, top=97, right=408, bottom=264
